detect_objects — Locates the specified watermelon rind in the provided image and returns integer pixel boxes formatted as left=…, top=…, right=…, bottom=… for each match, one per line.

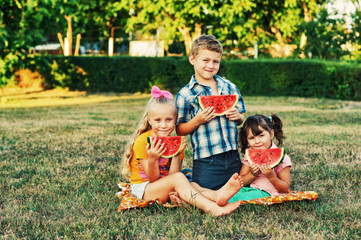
left=245, top=148, right=285, bottom=169
left=147, top=136, right=185, bottom=158
left=197, top=94, right=239, bottom=116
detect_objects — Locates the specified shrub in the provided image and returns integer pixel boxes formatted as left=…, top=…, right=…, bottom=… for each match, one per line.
left=225, top=59, right=361, bottom=101
left=22, top=56, right=361, bottom=101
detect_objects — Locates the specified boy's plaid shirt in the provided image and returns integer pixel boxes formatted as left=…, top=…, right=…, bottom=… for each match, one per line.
left=176, top=75, right=246, bottom=160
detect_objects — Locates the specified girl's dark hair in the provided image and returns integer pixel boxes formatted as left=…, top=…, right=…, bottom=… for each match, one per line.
left=239, top=114, right=285, bottom=153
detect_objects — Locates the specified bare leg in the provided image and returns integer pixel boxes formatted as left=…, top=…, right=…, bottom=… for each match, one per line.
left=191, top=173, right=243, bottom=206
left=215, top=173, right=243, bottom=206
left=143, top=172, right=241, bottom=216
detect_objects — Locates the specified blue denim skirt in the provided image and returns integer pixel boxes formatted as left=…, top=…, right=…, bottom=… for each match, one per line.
left=192, top=150, right=242, bottom=190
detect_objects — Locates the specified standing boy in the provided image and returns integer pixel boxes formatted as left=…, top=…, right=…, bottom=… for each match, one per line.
left=176, top=35, right=246, bottom=190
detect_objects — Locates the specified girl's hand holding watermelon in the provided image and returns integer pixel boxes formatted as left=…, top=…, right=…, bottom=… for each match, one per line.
left=249, top=164, right=260, bottom=177
left=249, top=163, right=276, bottom=179
left=175, top=138, right=187, bottom=157
left=168, top=138, right=187, bottom=175
left=259, top=164, right=275, bottom=179
left=146, top=138, right=166, bottom=162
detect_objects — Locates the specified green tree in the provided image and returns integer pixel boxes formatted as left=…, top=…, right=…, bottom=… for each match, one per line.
left=300, top=8, right=349, bottom=59
left=125, top=0, right=255, bottom=55
left=125, top=0, right=327, bottom=58
left=0, top=0, right=52, bottom=87
left=211, top=0, right=327, bottom=58
left=0, top=0, right=129, bottom=87
left=348, top=2, right=361, bottom=59
left=52, top=0, right=129, bottom=54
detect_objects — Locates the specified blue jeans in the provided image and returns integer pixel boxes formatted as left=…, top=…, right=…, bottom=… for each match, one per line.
left=192, top=150, right=242, bottom=190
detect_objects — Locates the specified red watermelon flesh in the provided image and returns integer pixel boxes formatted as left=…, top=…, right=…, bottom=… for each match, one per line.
left=245, top=148, right=285, bottom=168
left=147, top=136, right=185, bottom=158
left=198, top=94, right=239, bottom=116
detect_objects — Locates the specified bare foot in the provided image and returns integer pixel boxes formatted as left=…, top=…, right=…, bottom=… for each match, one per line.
left=169, top=191, right=184, bottom=205
left=211, top=200, right=242, bottom=217
left=216, top=173, right=243, bottom=206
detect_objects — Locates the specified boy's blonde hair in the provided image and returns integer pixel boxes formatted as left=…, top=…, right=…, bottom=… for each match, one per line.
left=190, top=34, right=223, bottom=57
left=121, top=96, right=177, bottom=178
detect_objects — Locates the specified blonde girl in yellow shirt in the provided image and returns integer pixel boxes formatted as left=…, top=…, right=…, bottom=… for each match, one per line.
left=122, top=86, right=243, bottom=216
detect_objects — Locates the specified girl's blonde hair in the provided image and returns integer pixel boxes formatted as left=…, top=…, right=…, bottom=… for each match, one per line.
left=121, top=96, right=176, bottom=178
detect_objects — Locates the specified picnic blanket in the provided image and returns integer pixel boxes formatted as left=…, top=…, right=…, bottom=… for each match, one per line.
left=116, top=182, right=318, bottom=211
left=116, top=182, right=179, bottom=210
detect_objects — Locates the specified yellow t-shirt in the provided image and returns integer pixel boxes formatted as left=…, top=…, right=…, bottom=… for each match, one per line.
left=130, top=130, right=185, bottom=184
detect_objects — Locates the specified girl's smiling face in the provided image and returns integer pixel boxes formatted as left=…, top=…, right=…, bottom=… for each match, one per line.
left=147, top=103, right=176, bottom=137
left=247, top=127, right=274, bottom=150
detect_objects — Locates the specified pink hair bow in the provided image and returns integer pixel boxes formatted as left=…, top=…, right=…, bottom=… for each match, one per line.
left=151, top=86, right=173, bottom=100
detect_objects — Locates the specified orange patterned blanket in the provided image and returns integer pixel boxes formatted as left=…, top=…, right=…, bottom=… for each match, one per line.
left=116, top=182, right=318, bottom=211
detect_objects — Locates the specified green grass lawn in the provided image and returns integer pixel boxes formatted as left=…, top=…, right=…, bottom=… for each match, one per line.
left=1, top=94, right=360, bottom=239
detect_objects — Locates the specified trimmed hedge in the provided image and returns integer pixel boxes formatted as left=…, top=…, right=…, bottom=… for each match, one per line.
left=31, top=56, right=361, bottom=101
left=226, top=59, right=361, bottom=100
left=32, top=56, right=193, bottom=94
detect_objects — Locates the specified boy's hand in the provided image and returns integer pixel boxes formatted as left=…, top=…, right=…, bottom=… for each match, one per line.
left=146, top=138, right=166, bottom=161
left=195, top=107, right=216, bottom=124
left=225, top=108, right=243, bottom=121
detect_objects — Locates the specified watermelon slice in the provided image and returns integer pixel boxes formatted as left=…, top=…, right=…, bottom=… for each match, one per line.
left=198, top=94, right=239, bottom=116
left=147, top=136, right=186, bottom=158
left=245, top=148, right=285, bottom=169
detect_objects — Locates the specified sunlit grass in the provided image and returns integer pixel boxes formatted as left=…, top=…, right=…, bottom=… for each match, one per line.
left=0, top=92, right=360, bottom=238
left=0, top=89, right=150, bottom=108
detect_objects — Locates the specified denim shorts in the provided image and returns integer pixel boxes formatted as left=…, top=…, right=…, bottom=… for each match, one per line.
left=130, top=181, right=150, bottom=199
left=192, top=150, right=242, bottom=190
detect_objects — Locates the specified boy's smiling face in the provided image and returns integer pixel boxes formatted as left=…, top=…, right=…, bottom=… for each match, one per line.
left=189, top=49, right=221, bottom=84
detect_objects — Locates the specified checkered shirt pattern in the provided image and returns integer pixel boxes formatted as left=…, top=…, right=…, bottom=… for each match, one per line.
left=176, top=75, right=246, bottom=160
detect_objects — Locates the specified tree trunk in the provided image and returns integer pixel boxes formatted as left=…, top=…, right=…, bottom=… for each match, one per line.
left=74, top=33, right=81, bottom=56
left=57, top=32, right=65, bottom=53
left=270, top=26, right=285, bottom=45
left=299, top=2, right=312, bottom=58
left=193, top=23, right=202, bottom=40
left=178, top=27, right=192, bottom=55
left=178, top=23, right=203, bottom=56
left=270, top=26, right=297, bottom=58
left=65, top=15, right=73, bottom=55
